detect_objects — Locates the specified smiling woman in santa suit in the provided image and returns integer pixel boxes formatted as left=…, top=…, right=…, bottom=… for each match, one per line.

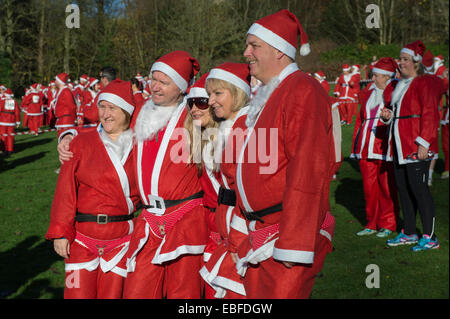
left=45, top=80, right=141, bottom=299
left=380, top=40, right=444, bottom=252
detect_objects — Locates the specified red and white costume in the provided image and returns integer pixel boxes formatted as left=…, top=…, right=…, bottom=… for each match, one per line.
left=351, top=74, right=399, bottom=231
left=441, top=77, right=449, bottom=173
left=53, top=73, right=77, bottom=139
left=21, top=85, right=43, bottom=134
left=46, top=126, right=140, bottom=298
left=334, top=65, right=356, bottom=124
left=79, top=78, right=100, bottom=127
left=0, top=90, right=20, bottom=152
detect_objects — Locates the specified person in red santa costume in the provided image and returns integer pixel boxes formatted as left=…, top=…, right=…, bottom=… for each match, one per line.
left=230, top=9, right=335, bottom=299
left=21, top=83, right=44, bottom=136
left=314, top=70, right=330, bottom=95
left=334, top=64, right=356, bottom=125
left=53, top=72, right=78, bottom=139
left=199, top=63, right=251, bottom=299
left=45, top=80, right=141, bottom=299
left=381, top=40, right=443, bottom=251
left=79, top=77, right=101, bottom=128
left=122, top=51, right=209, bottom=299
left=46, top=81, right=58, bottom=128
left=348, top=64, right=361, bottom=124
left=0, top=89, right=20, bottom=156
left=351, top=57, right=400, bottom=238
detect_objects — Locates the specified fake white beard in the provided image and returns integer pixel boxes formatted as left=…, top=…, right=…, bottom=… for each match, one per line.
left=100, top=128, right=133, bottom=163
left=245, top=76, right=280, bottom=128
left=134, top=99, right=177, bottom=142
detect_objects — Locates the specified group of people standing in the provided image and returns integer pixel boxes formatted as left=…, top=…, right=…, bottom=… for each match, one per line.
left=45, top=9, right=336, bottom=299
left=39, top=8, right=449, bottom=299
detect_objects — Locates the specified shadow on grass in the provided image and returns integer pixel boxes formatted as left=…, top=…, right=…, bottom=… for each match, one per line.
left=334, top=177, right=367, bottom=226
left=14, top=138, right=54, bottom=154
left=0, top=152, right=48, bottom=173
left=0, top=236, right=63, bottom=299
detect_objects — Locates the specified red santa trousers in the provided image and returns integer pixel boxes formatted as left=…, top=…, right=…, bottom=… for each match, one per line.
left=122, top=220, right=203, bottom=299
left=0, top=126, right=15, bottom=152
left=359, top=159, right=399, bottom=231
left=242, top=234, right=332, bottom=299
left=27, top=115, right=42, bottom=134
left=64, top=268, right=124, bottom=299
left=347, top=102, right=358, bottom=124
left=442, top=124, right=449, bottom=171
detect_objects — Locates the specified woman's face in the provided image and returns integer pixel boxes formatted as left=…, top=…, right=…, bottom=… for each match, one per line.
left=98, top=101, right=128, bottom=136
left=398, top=52, right=417, bottom=78
left=372, top=73, right=390, bottom=90
left=207, top=86, right=235, bottom=120
left=188, top=98, right=212, bottom=128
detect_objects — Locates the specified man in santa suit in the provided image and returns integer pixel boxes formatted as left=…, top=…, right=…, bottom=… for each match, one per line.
left=46, top=81, right=58, bottom=128
left=79, top=77, right=101, bottom=127
left=0, top=89, right=20, bottom=156
left=122, top=51, right=209, bottom=299
left=351, top=57, right=399, bottom=237
left=334, top=64, right=356, bottom=125
left=21, top=83, right=44, bottom=136
left=53, top=72, right=78, bottom=139
left=314, top=70, right=330, bottom=95
left=348, top=64, right=361, bottom=124
left=233, top=9, right=335, bottom=299
left=74, top=74, right=89, bottom=124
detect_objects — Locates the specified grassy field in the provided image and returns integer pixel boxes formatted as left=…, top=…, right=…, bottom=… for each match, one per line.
left=0, top=116, right=448, bottom=299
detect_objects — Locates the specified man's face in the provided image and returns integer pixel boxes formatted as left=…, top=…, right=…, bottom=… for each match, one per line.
left=99, top=73, right=109, bottom=88
left=243, top=34, right=279, bottom=85
left=150, top=71, right=182, bottom=106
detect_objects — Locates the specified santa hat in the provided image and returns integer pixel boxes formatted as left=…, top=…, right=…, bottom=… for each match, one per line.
left=247, top=9, right=310, bottom=59
left=434, top=55, right=444, bottom=63
left=0, top=84, right=5, bottom=90
left=187, top=72, right=209, bottom=99
left=372, top=57, right=398, bottom=77
left=352, top=64, right=360, bottom=71
left=400, top=40, right=426, bottom=62
left=207, top=63, right=251, bottom=98
left=422, top=50, right=434, bottom=69
left=5, top=89, right=14, bottom=97
left=79, top=74, right=88, bottom=83
left=55, top=72, right=70, bottom=85
left=150, top=50, right=200, bottom=93
left=31, top=83, right=39, bottom=91
left=97, top=79, right=135, bottom=115
left=49, top=81, right=56, bottom=86
left=314, top=70, right=326, bottom=80
left=88, top=77, right=99, bottom=88
left=342, top=64, right=351, bottom=72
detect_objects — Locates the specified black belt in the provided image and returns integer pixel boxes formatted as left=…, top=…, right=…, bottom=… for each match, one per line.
left=1, top=111, right=15, bottom=114
left=394, top=114, right=421, bottom=119
left=75, top=212, right=134, bottom=224
left=217, top=187, right=236, bottom=206
left=240, top=203, right=282, bottom=223
left=140, top=191, right=204, bottom=210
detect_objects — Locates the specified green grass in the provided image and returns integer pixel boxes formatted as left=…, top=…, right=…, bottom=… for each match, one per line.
left=0, top=119, right=448, bottom=299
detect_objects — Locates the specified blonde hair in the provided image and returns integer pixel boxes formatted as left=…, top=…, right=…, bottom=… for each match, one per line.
left=205, top=78, right=249, bottom=114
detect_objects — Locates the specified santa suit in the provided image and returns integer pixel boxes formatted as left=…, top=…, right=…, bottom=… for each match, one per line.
left=45, top=126, right=140, bottom=299
left=46, top=87, right=58, bottom=127
left=80, top=89, right=99, bottom=127
left=123, top=99, right=209, bottom=299
left=22, top=91, right=43, bottom=134
left=319, top=79, right=330, bottom=95
left=0, top=97, right=20, bottom=152
left=234, top=63, right=335, bottom=299
left=434, top=62, right=446, bottom=118
left=349, top=71, right=361, bottom=123
left=53, top=85, right=77, bottom=139
left=200, top=108, right=249, bottom=299
left=351, top=83, right=399, bottom=232
left=334, top=73, right=356, bottom=123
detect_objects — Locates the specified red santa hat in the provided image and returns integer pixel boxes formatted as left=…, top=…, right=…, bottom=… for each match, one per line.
left=352, top=64, right=360, bottom=71
left=31, top=83, right=39, bottom=91
left=0, top=84, right=5, bottom=90
left=88, top=77, right=99, bottom=88
left=79, top=74, right=88, bottom=83
left=97, top=79, right=135, bottom=115
left=247, top=9, right=310, bottom=59
left=342, top=64, right=352, bottom=72
left=207, top=63, right=251, bottom=97
left=400, top=40, right=426, bottom=62
left=422, top=50, right=434, bottom=69
left=150, top=50, right=200, bottom=93
left=187, top=72, right=209, bottom=99
left=372, top=57, right=398, bottom=77
left=434, top=54, right=444, bottom=63
left=55, top=72, right=70, bottom=85
left=5, top=89, right=14, bottom=97
left=314, top=70, right=326, bottom=79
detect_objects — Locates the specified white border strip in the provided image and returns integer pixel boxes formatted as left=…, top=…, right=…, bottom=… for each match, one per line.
left=247, top=23, right=297, bottom=60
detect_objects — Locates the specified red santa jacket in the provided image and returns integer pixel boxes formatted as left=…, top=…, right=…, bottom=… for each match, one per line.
left=334, top=73, right=356, bottom=100
left=351, top=83, right=391, bottom=161
left=350, top=72, right=361, bottom=102
left=0, top=97, right=20, bottom=126
left=21, top=91, right=43, bottom=116
left=53, top=86, right=77, bottom=137
left=319, top=79, right=330, bottom=95
left=384, top=75, right=443, bottom=164
left=235, top=64, right=334, bottom=265
left=80, top=89, right=99, bottom=126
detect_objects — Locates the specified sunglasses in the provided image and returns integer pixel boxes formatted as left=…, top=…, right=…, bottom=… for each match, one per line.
left=187, top=97, right=209, bottom=110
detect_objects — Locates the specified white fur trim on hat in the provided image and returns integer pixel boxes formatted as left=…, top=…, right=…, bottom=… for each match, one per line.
left=150, top=62, right=188, bottom=93
left=207, top=68, right=251, bottom=97
left=55, top=76, right=65, bottom=85
left=187, top=87, right=208, bottom=99
left=372, top=67, right=395, bottom=77
left=97, top=92, right=135, bottom=115
left=247, top=23, right=297, bottom=60
left=401, top=47, right=422, bottom=62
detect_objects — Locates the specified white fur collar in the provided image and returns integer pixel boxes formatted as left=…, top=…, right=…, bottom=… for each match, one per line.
left=134, top=99, right=178, bottom=142
left=246, top=77, right=280, bottom=128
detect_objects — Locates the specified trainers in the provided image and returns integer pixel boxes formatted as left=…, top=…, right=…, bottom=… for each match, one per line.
left=441, top=171, right=449, bottom=179
left=411, top=235, right=439, bottom=251
left=356, top=228, right=377, bottom=236
left=376, top=228, right=392, bottom=238
left=386, top=230, right=418, bottom=246
left=428, top=176, right=433, bottom=186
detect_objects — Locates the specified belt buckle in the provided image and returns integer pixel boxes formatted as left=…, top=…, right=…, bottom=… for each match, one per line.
left=97, top=214, right=108, bottom=224
left=147, top=194, right=166, bottom=215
